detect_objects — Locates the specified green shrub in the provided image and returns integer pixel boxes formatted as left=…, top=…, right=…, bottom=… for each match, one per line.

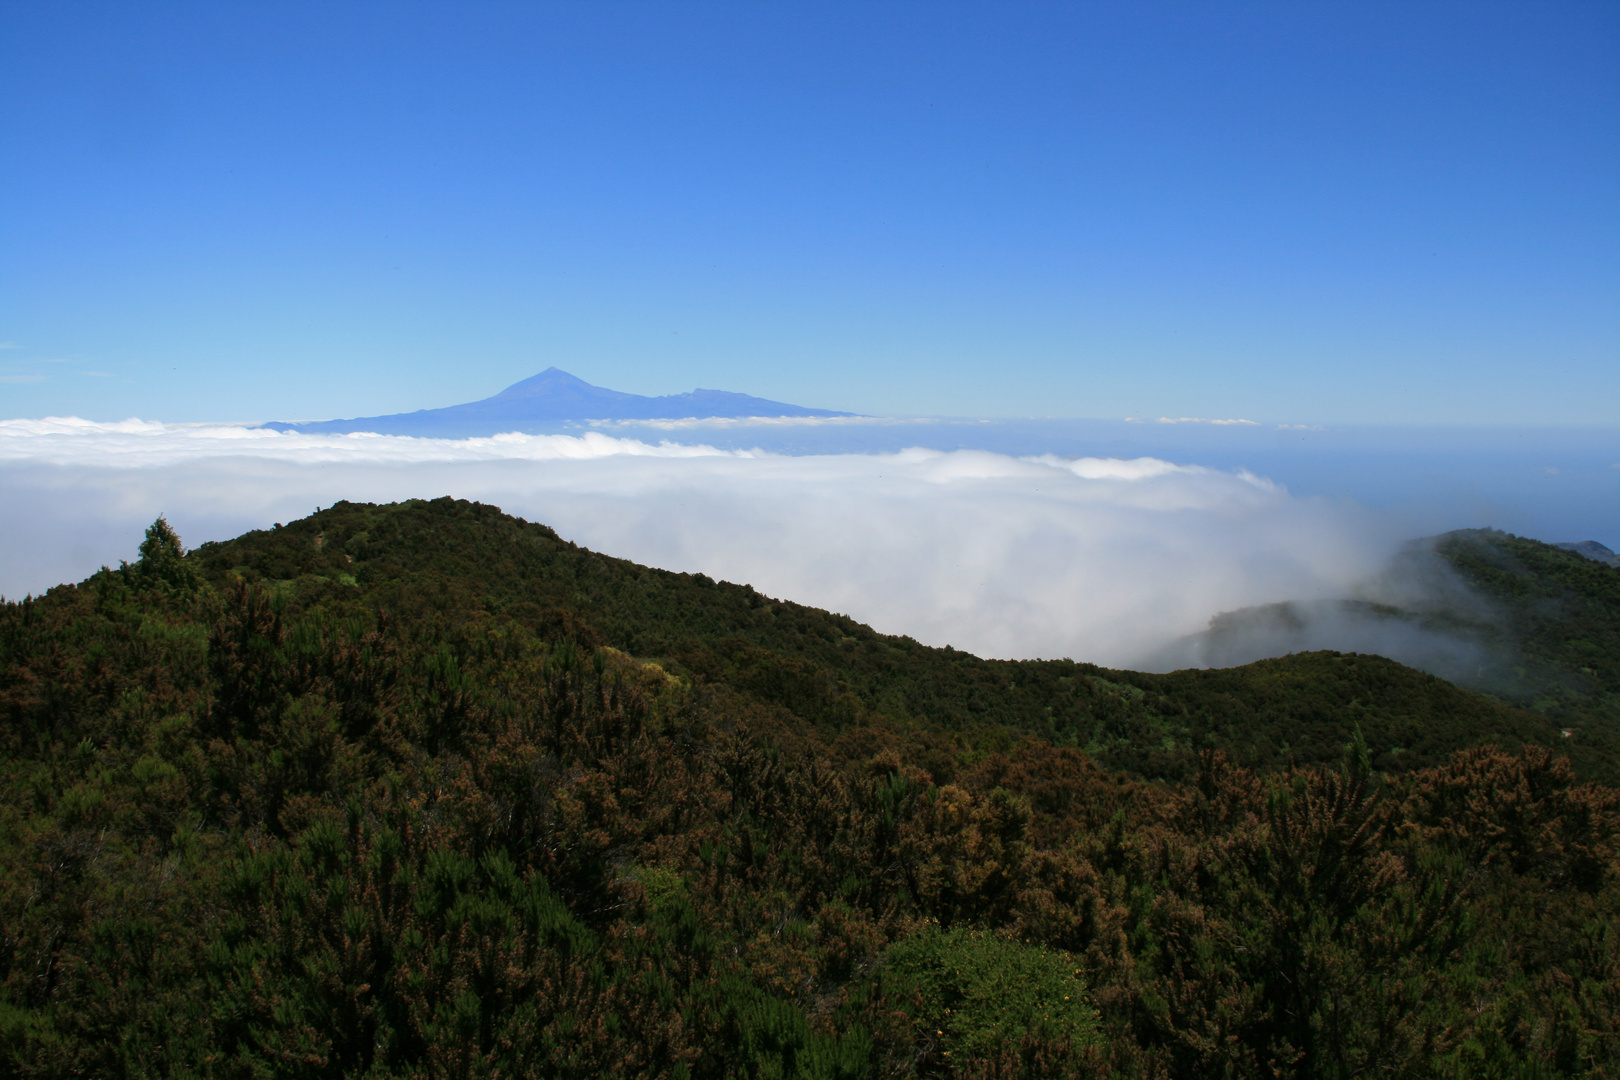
left=876, top=923, right=1097, bottom=1058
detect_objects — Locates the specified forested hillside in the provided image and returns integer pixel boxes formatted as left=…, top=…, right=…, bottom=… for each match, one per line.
left=2, top=499, right=1616, bottom=1078
left=1435, top=528, right=1620, bottom=739
left=191, top=500, right=1618, bottom=784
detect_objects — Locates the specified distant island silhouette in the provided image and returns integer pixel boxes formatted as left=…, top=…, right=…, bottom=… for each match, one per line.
left=262, top=367, right=857, bottom=437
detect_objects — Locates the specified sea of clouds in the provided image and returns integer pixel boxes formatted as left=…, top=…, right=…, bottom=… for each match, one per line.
left=0, top=417, right=1425, bottom=669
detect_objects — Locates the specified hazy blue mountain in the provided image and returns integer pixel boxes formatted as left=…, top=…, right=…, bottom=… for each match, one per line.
left=262, top=367, right=857, bottom=436
left=1556, top=540, right=1620, bottom=567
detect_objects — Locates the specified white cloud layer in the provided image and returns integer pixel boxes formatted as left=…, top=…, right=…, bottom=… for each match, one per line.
left=584, top=415, right=935, bottom=430
left=0, top=416, right=742, bottom=465
left=1125, top=416, right=1260, bottom=425
left=0, top=418, right=1408, bottom=668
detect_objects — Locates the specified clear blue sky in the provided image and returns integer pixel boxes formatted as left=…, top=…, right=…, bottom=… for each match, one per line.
left=2, top=1, right=1616, bottom=424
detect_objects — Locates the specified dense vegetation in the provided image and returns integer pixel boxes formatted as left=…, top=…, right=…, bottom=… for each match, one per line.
left=1435, top=529, right=1620, bottom=741
left=1, top=499, right=1615, bottom=1077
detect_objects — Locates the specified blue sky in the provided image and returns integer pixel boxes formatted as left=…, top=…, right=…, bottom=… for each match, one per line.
left=2, top=0, right=1616, bottom=424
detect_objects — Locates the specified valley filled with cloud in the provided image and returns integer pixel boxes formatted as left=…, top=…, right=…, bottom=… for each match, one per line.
left=0, top=417, right=1417, bottom=669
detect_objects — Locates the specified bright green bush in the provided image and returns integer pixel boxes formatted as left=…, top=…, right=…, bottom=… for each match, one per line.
left=877, top=923, right=1097, bottom=1057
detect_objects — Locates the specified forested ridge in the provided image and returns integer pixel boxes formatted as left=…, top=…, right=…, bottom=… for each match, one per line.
left=2, top=498, right=1616, bottom=1077
left=1433, top=528, right=1620, bottom=742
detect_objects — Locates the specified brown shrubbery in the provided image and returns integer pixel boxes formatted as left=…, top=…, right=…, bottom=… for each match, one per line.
left=1, top=504, right=1615, bottom=1077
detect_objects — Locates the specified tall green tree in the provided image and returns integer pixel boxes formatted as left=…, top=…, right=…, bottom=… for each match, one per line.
left=132, top=515, right=202, bottom=591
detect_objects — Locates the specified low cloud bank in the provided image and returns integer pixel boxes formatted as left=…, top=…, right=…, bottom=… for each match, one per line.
left=0, top=418, right=1424, bottom=668
left=0, top=416, right=741, bottom=465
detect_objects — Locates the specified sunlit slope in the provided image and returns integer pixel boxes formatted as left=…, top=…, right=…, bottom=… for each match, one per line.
left=191, top=497, right=1610, bottom=782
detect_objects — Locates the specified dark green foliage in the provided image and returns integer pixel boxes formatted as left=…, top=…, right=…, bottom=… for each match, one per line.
left=869, top=924, right=1097, bottom=1067
left=133, top=515, right=204, bottom=593
left=186, top=499, right=1616, bottom=785
left=1, top=500, right=1615, bottom=1078
left=1435, top=529, right=1620, bottom=745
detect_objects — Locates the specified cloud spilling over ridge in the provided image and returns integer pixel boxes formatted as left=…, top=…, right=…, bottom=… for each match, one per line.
left=0, top=418, right=1412, bottom=668
left=1142, top=536, right=1516, bottom=689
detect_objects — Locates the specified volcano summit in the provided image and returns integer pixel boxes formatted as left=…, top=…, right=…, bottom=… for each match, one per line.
left=262, top=367, right=856, bottom=437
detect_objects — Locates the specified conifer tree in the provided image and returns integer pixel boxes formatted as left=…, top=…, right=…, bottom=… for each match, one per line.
left=134, top=514, right=202, bottom=590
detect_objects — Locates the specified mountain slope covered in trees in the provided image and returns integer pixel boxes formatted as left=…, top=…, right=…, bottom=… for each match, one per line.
left=1, top=499, right=1616, bottom=1078
left=1434, top=528, right=1620, bottom=734
left=188, top=501, right=1620, bottom=783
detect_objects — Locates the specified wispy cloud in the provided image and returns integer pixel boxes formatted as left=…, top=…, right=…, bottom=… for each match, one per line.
left=0, top=342, right=19, bottom=350
left=0, top=374, right=46, bottom=384
left=586, top=415, right=926, bottom=431
left=0, top=417, right=1403, bottom=667
left=1154, top=417, right=1260, bottom=426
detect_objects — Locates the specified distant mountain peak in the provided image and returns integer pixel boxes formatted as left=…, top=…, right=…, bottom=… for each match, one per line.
left=264, top=369, right=856, bottom=437
left=1555, top=540, right=1620, bottom=567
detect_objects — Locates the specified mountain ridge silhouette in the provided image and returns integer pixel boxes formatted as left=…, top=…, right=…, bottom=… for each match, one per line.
left=263, top=367, right=856, bottom=436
